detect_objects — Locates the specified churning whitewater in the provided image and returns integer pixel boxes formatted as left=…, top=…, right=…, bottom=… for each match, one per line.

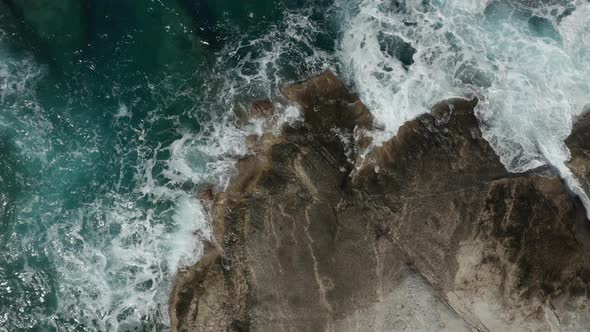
left=0, top=0, right=589, bottom=330
left=339, top=0, right=590, bottom=214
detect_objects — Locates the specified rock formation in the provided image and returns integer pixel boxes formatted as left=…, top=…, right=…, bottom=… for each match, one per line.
left=170, top=71, right=590, bottom=331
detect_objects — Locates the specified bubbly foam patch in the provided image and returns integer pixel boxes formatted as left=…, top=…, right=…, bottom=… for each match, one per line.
left=338, top=0, right=466, bottom=145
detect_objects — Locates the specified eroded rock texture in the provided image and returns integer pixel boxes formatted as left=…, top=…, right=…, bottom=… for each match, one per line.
left=170, top=71, right=590, bottom=331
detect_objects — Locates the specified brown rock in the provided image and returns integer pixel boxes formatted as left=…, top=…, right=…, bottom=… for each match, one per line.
left=282, top=70, right=374, bottom=131
left=199, top=188, right=214, bottom=202
left=170, top=71, right=590, bottom=331
left=250, top=99, right=275, bottom=119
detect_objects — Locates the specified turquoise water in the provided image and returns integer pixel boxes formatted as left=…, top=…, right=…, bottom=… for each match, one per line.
left=1, top=0, right=588, bottom=330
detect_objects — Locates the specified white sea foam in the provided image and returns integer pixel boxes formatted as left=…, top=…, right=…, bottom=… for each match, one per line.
left=337, top=0, right=590, bottom=216
left=0, top=52, right=43, bottom=104
left=447, top=0, right=493, bottom=13
left=43, top=186, right=210, bottom=330
left=114, top=103, right=131, bottom=118
left=168, top=195, right=209, bottom=269
left=339, top=0, right=466, bottom=145
left=0, top=38, right=216, bottom=331
left=161, top=120, right=249, bottom=191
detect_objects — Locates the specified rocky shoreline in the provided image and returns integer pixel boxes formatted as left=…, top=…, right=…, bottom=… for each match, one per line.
left=170, top=71, right=590, bottom=331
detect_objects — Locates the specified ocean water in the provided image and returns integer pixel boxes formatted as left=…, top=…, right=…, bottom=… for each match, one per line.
left=0, top=0, right=588, bottom=331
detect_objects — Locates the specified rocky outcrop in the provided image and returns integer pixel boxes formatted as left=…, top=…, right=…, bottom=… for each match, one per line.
left=170, top=71, right=590, bottom=331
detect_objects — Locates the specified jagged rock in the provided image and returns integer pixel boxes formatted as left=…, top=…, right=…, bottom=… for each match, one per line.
left=281, top=70, right=374, bottom=132
left=170, top=71, right=590, bottom=331
left=250, top=100, right=275, bottom=119
left=566, top=111, right=590, bottom=191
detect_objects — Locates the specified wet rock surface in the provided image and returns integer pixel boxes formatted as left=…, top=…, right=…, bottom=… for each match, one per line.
left=170, top=71, right=590, bottom=331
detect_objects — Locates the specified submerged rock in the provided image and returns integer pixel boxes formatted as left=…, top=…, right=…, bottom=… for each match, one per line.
left=377, top=32, right=417, bottom=68
left=170, top=71, right=590, bottom=331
